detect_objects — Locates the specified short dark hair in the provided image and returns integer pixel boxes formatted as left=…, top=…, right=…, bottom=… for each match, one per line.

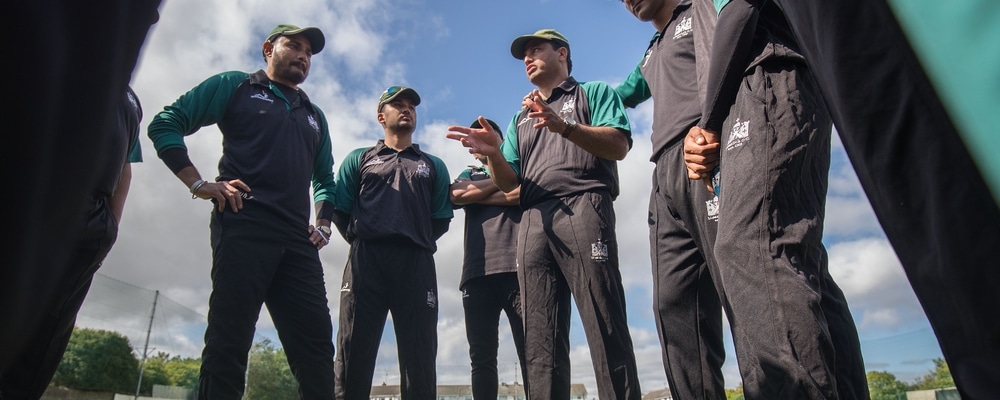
left=550, top=39, right=572, bottom=74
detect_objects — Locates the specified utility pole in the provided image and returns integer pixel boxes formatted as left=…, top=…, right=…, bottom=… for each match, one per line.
left=135, top=290, right=159, bottom=400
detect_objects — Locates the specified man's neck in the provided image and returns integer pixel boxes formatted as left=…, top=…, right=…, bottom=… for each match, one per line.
left=533, top=73, right=569, bottom=99
left=653, top=0, right=682, bottom=32
left=383, top=131, right=413, bottom=151
left=265, top=69, right=299, bottom=90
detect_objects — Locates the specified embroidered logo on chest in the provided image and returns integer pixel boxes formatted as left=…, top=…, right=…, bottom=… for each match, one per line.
left=559, top=95, right=576, bottom=116
left=307, top=115, right=319, bottom=132
left=416, top=161, right=431, bottom=178
left=250, top=91, right=274, bottom=103
left=363, top=157, right=385, bottom=168
left=674, top=16, right=693, bottom=39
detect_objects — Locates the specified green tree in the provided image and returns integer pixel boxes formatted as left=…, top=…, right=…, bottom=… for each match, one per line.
left=163, top=355, right=201, bottom=389
left=52, top=328, right=139, bottom=393
left=137, top=351, right=173, bottom=395
left=244, top=339, right=298, bottom=400
left=867, top=371, right=907, bottom=400
left=725, top=384, right=745, bottom=400
left=910, top=358, right=955, bottom=390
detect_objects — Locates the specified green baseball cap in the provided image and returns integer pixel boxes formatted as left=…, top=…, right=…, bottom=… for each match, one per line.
left=378, top=86, right=421, bottom=112
left=265, top=24, right=325, bottom=54
left=510, top=29, right=570, bottom=60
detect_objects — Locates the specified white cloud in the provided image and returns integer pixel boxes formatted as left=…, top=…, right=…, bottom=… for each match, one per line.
left=827, top=238, right=927, bottom=335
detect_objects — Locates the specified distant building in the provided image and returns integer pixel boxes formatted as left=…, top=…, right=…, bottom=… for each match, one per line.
left=368, top=382, right=587, bottom=400
left=641, top=387, right=673, bottom=400
left=906, top=387, right=961, bottom=400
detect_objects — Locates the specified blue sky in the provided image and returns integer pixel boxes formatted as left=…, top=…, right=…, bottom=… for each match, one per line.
left=84, top=0, right=945, bottom=394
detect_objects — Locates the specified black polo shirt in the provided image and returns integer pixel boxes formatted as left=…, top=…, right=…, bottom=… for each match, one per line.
left=333, top=140, right=453, bottom=251
left=616, top=1, right=702, bottom=161
left=499, top=77, right=632, bottom=208
left=454, top=166, right=520, bottom=288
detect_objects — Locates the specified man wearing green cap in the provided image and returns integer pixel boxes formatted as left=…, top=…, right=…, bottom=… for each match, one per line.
left=330, top=86, right=453, bottom=399
left=448, top=29, right=641, bottom=400
left=147, top=24, right=336, bottom=399
left=450, top=118, right=527, bottom=399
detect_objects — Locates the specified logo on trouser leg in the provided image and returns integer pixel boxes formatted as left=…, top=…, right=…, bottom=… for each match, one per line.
left=426, top=290, right=437, bottom=308
left=591, top=240, right=608, bottom=262
left=341, top=282, right=351, bottom=293
left=706, top=197, right=719, bottom=222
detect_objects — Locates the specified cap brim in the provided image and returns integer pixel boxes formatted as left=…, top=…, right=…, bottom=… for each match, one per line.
left=510, top=35, right=535, bottom=59
left=379, top=88, right=421, bottom=112
left=275, top=26, right=326, bottom=54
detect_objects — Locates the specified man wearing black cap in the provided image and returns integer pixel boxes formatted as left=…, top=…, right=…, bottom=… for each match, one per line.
left=147, top=24, right=336, bottom=399
left=448, top=29, right=641, bottom=400
left=330, top=86, right=453, bottom=399
left=450, top=118, right=528, bottom=399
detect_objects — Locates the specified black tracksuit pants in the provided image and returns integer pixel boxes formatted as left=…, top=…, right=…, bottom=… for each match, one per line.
left=715, top=59, right=866, bottom=400
left=771, top=1, right=1000, bottom=397
left=1, top=198, right=118, bottom=400
left=200, top=206, right=335, bottom=400
left=649, top=141, right=726, bottom=400
left=335, top=240, right=438, bottom=400
left=518, top=192, right=641, bottom=400
left=462, top=273, right=527, bottom=399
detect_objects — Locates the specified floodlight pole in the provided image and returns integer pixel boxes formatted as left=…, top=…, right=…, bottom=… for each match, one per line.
left=135, top=290, right=159, bottom=400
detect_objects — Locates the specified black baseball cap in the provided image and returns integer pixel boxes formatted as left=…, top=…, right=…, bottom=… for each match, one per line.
left=470, top=118, right=503, bottom=137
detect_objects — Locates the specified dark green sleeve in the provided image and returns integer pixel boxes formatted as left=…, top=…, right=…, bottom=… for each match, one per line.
left=582, top=81, right=633, bottom=146
left=333, top=147, right=365, bottom=214
left=500, top=111, right=522, bottom=177
left=127, top=127, right=143, bottom=163
left=311, top=105, right=336, bottom=205
left=431, top=155, right=455, bottom=220
left=147, top=71, right=248, bottom=156
left=615, top=62, right=652, bottom=109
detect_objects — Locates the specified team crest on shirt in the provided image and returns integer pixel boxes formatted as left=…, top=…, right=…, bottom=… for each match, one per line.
left=307, top=115, right=319, bottom=132
left=726, top=118, right=750, bottom=151
left=416, top=161, right=431, bottom=178
left=674, top=16, right=693, bottom=39
left=591, top=239, right=609, bottom=262
left=251, top=91, right=274, bottom=103
left=426, top=290, right=438, bottom=308
left=559, top=96, right=576, bottom=116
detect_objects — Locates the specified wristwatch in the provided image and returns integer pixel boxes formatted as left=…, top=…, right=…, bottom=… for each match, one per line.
left=316, top=226, right=333, bottom=236
left=560, top=117, right=577, bottom=138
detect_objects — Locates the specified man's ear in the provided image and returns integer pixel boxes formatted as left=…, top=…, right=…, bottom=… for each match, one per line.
left=377, top=112, right=386, bottom=126
left=262, top=41, right=274, bottom=59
